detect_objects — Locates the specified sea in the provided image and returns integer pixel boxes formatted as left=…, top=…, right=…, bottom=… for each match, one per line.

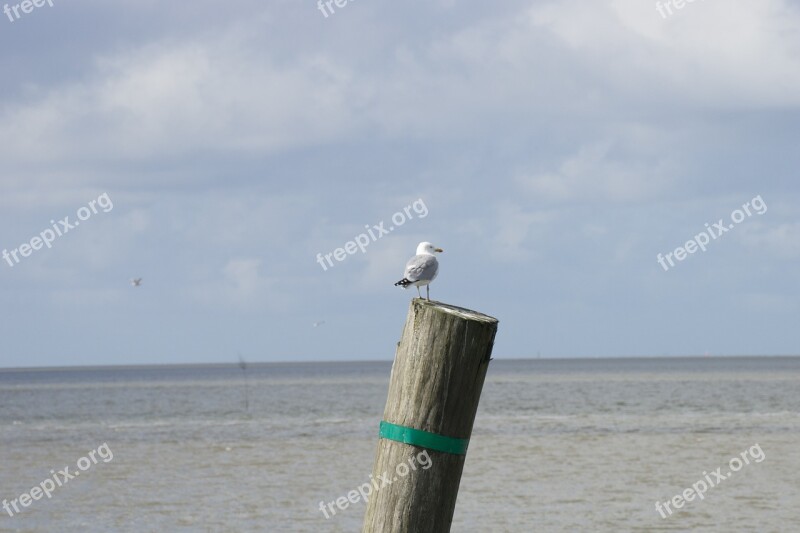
left=1, top=357, right=798, bottom=533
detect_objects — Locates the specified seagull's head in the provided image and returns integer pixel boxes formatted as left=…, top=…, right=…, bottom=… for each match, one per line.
left=417, top=242, right=443, bottom=255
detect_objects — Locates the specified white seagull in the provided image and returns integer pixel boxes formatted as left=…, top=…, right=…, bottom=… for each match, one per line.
left=394, top=242, right=443, bottom=301
left=130, top=278, right=142, bottom=287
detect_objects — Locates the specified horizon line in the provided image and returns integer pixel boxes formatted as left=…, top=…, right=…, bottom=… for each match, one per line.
left=1, top=354, right=798, bottom=372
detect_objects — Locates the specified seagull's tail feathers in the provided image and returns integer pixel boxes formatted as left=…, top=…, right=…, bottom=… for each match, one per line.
left=394, top=278, right=413, bottom=289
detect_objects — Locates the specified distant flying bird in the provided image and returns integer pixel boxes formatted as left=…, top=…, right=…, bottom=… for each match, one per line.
left=313, top=321, right=326, bottom=328
left=130, top=278, right=142, bottom=287
left=394, top=242, right=443, bottom=301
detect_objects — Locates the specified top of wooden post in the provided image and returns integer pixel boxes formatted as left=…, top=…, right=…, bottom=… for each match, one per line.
left=411, top=298, right=498, bottom=325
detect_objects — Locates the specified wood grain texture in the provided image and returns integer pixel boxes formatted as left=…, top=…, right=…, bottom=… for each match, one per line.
left=363, top=299, right=499, bottom=533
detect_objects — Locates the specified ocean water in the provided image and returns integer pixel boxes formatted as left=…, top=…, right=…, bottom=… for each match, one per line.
left=1, top=357, right=799, bottom=532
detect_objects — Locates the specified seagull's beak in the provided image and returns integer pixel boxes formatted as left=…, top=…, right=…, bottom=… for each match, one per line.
left=434, top=248, right=443, bottom=253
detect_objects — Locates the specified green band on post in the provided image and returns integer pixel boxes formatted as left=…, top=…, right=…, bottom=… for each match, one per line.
left=378, top=420, right=469, bottom=455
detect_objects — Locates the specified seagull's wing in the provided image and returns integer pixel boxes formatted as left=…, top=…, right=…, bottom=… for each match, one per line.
left=404, top=254, right=438, bottom=283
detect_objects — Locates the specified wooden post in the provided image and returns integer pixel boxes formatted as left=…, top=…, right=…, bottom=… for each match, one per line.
left=362, top=298, right=499, bottom=533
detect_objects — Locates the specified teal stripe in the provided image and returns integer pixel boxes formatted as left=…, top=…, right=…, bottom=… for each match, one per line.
left=379, top=420, right=469, bottom=455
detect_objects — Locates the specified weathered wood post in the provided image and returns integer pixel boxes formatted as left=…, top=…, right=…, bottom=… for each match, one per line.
left=362, top=298, right=499, bottom=533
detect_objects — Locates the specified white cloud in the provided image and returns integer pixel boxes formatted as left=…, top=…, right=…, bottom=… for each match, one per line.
left=0, top=40, right=365, bottom=166
left=2, top=0, right=799, bottom=183
left=516, top=139, right=673, bottom=204
left=191, top=257, right=276, bottom=309
left=531, top=0, right=800, bottom=107
left=741, top=221, right=800, bottom=258
left=491, top=203, right=557, bottom=262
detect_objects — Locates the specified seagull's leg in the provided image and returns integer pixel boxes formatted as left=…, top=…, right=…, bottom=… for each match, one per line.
left=416, top=286, right=421, bottom=299
left=426, top=285, right=430, bottom=301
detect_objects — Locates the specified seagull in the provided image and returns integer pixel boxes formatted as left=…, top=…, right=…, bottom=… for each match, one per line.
left=394, top=242, right=443, bottom=301
left=130, top=278, right=142, bottom=287
left=313, top=320, right=325, bottom=328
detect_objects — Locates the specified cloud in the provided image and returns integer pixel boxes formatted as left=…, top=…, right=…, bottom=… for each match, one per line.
left=531, top=0, right=800, bottom=107
left=0, top=39, right=366, bottom=168
left=492, top=204, right=555, bottom=261
left=3, top=0, right=799, bottom=183
left=741, top=221, right=800, bottom=258
left=191, top=257, right=275, bottom=309
left=516, top=139, right=673, bottom=204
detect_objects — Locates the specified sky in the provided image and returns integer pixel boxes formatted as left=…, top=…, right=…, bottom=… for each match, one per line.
left=0, top=0, right=798, bottom=368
